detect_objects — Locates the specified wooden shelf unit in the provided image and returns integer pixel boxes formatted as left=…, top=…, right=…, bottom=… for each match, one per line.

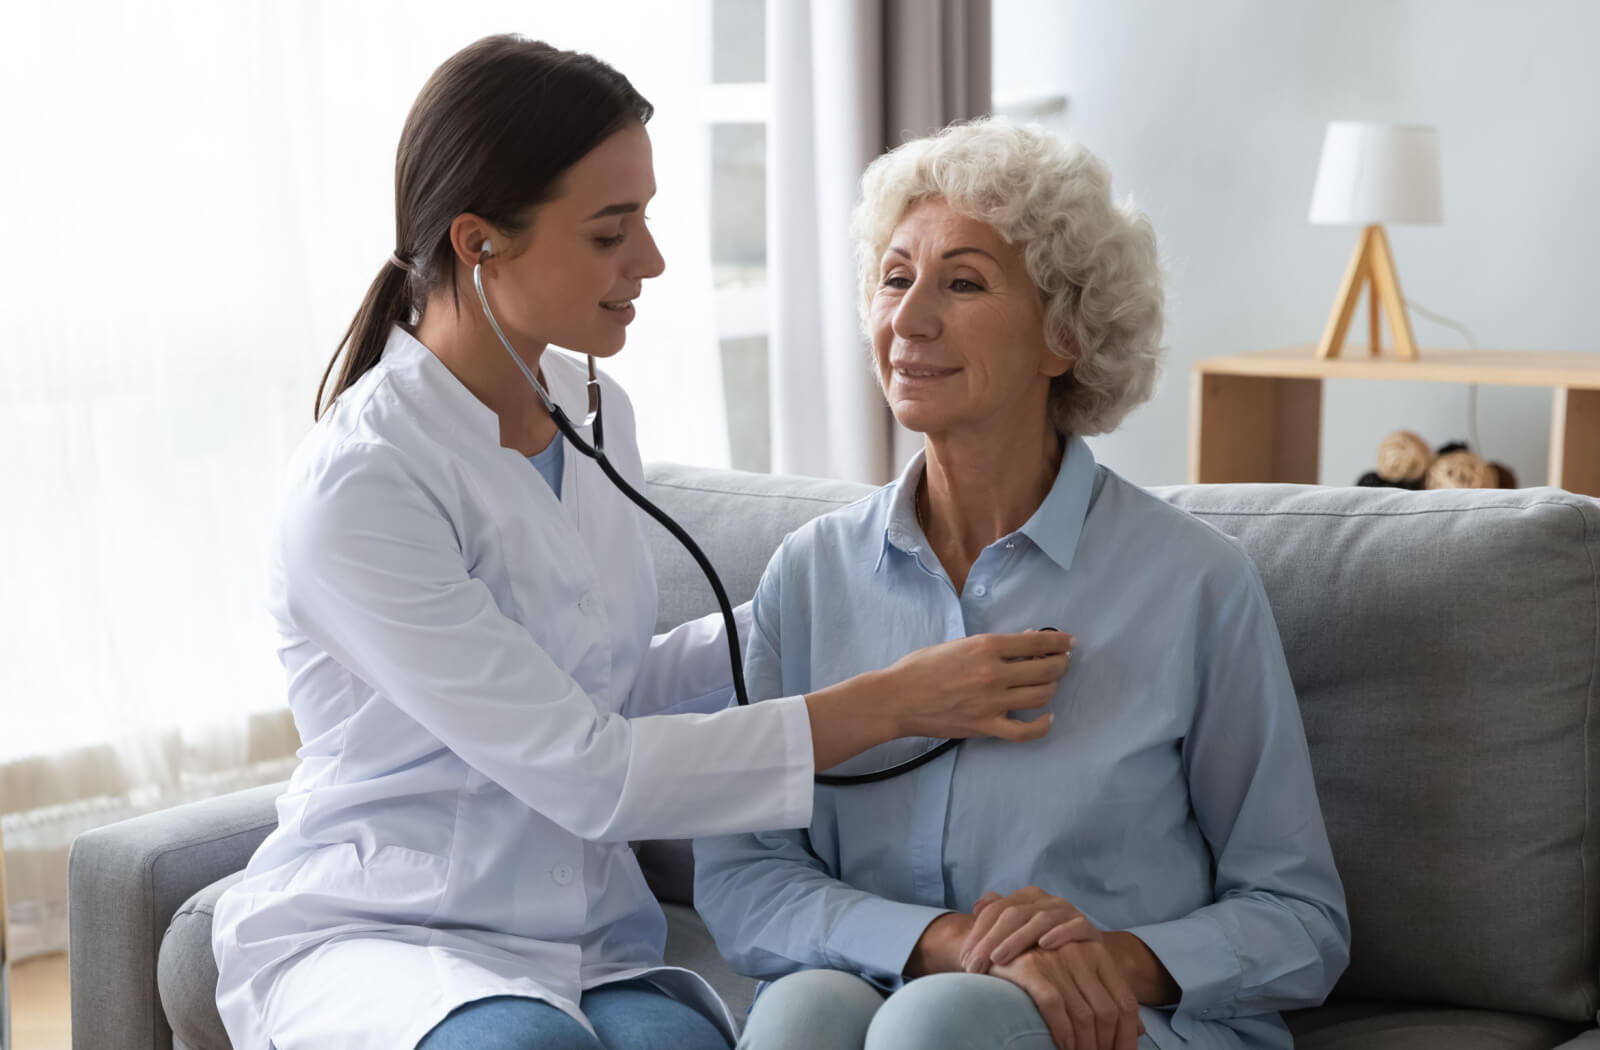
left=1189, top=346, right=1600, bottom=497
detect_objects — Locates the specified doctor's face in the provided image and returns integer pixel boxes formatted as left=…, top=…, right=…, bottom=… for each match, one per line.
left=870, top=197, right=1070, bottom=440
left=489, top=122, right=666, bottom=358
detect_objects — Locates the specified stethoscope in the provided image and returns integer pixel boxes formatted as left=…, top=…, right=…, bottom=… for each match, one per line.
left=473, top=249, right=955, bottom=786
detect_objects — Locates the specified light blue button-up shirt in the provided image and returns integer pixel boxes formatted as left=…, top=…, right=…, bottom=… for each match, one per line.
left=694, top=437, right=1350, bottom=1050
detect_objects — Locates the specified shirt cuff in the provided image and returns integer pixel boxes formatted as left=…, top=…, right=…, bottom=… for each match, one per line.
left=769, top=694, right=816, bottom=830
left=823, top=896, right=951, bottom=986
left=1123, top=912, right=1241, bottom=1037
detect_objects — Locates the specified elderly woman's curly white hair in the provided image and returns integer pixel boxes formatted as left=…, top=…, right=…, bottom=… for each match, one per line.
left=852, top=118, right=1165, bottom=436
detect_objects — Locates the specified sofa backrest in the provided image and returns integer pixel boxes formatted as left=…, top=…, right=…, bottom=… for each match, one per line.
left=643, top=465, right=1600, bottom=1022
left=645, top=464, right=875, bottom=635
left=1163, top=483, right=1600, bottom=1021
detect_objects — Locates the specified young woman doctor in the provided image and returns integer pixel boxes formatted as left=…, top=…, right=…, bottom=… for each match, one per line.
left=210, top=35, right=1072, bottom=1050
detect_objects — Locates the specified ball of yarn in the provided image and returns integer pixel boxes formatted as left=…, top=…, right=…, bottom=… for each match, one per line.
left=1425, top=449, right=1497, bottom=489
left=1375, top=430, right=1432, bottom=483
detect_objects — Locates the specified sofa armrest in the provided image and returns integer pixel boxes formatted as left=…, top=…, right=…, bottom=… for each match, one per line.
left=68, top=782, right=284, bottom=1050
left=3, top=819, right=11, bottom=1050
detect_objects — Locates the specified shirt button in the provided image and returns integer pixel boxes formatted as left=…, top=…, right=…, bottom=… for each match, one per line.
left=577, top=593, right=594, bottom=615
left=552, top=864, right=575, bottom=886
left=971, top=584, right=988, bottom=598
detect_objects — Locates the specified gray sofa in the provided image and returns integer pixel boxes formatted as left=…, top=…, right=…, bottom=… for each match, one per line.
left=68, top=464, right=1600, bottom=1050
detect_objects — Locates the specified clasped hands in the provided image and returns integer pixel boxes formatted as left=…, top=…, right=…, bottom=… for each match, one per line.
left=914, top=886, right=1176, bottom=1050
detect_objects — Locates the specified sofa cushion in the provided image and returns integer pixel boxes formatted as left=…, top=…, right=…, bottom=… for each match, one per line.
left=158, top=871, right=241, bottom=1050
left=1162, top=485, right=1600, bottom=1021
left=663, top=901, right=759, bottom=1020
left=1286, top=1000, right=1586, bottom=1050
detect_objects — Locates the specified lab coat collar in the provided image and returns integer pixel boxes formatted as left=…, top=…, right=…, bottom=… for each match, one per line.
left=380, top=325, right=597, bottom=449
left=379, top=326, right=499, bottom=445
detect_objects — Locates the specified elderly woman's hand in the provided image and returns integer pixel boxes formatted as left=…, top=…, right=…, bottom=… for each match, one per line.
left=961, top=886, right=1096, bottom=973
left=990, top=939, right=1142, bottom=1050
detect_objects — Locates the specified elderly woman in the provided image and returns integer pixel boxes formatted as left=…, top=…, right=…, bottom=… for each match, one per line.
left=692, top=119, right=1350, bottom=1050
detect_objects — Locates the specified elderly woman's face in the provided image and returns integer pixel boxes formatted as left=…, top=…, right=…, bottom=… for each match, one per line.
left=871, top=198, right=1069, bottom=439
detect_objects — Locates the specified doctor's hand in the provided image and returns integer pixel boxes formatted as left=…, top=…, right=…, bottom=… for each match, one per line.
left=885, top=631, right=1073, bottom=742
left=804, top=631, right=1070, bottom=773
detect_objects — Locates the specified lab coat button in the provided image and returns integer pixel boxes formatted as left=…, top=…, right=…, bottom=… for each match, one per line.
left=552, top=864, right=575, bottom=886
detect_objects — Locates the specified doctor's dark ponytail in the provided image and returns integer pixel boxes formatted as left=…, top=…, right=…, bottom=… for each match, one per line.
left=315, top=35, right=653, bottom=419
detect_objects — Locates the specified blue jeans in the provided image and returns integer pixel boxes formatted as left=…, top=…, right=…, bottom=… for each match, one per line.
left=416, top=979, right=730, bottom=1050
left=738, top=969, right=1161, bottom=1050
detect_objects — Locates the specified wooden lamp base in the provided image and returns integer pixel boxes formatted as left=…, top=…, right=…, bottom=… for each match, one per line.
left=1316, top=223, right=1419, bottom=361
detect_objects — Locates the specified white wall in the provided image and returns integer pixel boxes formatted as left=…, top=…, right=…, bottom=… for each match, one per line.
left=994, top=0, right=1600, bottom=486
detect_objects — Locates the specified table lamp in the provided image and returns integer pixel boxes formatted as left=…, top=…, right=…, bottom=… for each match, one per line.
left=1308, top=121, right=1441, bottom=360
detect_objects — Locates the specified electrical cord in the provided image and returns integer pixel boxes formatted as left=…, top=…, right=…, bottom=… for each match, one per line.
left=1403, top=296, right=1483, bottom=455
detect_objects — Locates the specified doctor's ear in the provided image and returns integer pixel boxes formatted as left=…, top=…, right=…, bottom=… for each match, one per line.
left=446, top=213, right=503, bottom=269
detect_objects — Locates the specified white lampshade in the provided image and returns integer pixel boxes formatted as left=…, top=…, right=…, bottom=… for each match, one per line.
left=1308, top=122, right=1442, bottom=226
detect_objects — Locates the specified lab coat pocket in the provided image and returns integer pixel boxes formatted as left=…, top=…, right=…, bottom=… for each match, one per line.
left=282, top=842, right=452, bottom=927
left=356, top=844, right=451, bottom=924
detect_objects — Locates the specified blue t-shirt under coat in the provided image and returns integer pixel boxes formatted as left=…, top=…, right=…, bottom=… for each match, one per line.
left=528, top=432, right=565, bottom=496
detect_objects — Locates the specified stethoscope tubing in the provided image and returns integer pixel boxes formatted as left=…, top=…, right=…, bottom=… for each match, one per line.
left=473, top=261, right=955, bottom=786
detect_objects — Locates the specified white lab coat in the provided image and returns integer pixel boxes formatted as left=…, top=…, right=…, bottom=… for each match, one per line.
left=212, top=326, right=815, bottom=1050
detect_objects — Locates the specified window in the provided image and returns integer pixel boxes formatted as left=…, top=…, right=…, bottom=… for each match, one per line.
left=710, top=0, right=772, bottom=472
left=0, top=1, right=766, bottom=762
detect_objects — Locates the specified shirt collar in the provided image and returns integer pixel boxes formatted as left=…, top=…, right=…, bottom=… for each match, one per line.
left=876, top=435, right=1097, bottom=575
left=876, top=450, right=933, bottom=573
left=1020, top=434, right=1096, bottom=573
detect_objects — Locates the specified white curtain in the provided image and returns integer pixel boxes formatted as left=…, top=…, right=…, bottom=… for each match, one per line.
left=766, top=0, right=991, bottom=483
left=0, top=0, right=723, bottom=962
